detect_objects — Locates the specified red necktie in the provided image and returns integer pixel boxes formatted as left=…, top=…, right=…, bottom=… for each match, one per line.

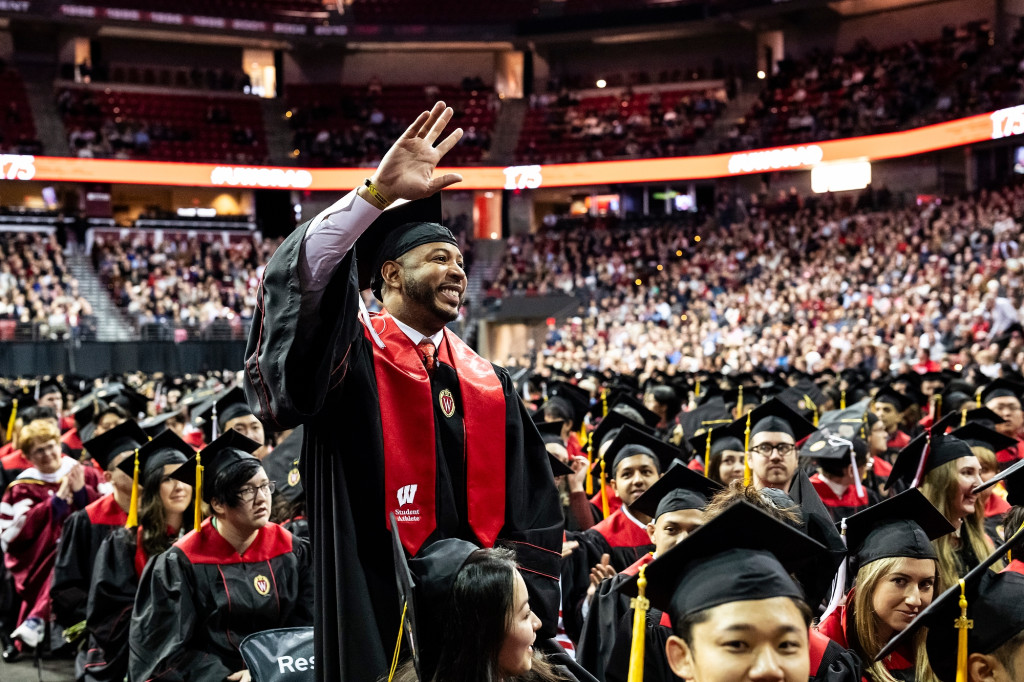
left=419, top=340, right=436, bottom=372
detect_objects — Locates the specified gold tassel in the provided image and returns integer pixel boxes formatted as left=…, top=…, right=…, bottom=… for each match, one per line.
left=388, top=600, right=408, bottom=682
left=5, top=398, right=17, bottom=443
left=125, top=448, right=140, bottom=528
left=743, top=411, right=752, bottom=486
left=840, top=390, right=846, bottom=410
left=601, top=389, right=609, bottom=418
left=934, top=394, right=942, bottom=420
left=976, top=390, right=982, bottom=408
left=954, top=579, right=972, bottom=682
left=804, top=394, right=818, bottom=426
left=585, top=436, right=594, bottom=496
left=704, top=428, right=713, bottom=476
left=961, top=409, right=967, bottom=427
left=627, top=564, right=650, bottom=682
left=600, top=456, right=610, bottom=518
left=193, top=451, right=204, bottom=532
left=695, top=380, right=701, bottom=401
left=737, top=384, right=744, bottom=415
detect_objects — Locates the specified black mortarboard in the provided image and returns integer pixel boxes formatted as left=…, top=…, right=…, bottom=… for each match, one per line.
left=676, top=398, right=732, bottom=444
left=973, top=455, right=1024, bottom=506
left=354, top=193, right=453, bottom=300
left=719, top=384, right=761, bottom=411
left=261, top=426, right=304, bottom=503
left=980, top=377, right=1024, bottom=405
left=949, top=422, right=1017, bottom=456
left=872, top=385, right=913, bottom=412
left=170, top=430, right=262, bottom=504
left=82, top=420, right=148, bottom=471
left=721, top=398, right=817, bottom=444
left=685, top=430, right=744, bottom=459
left=214, top=387, right=253, bottom=433
left=391, top=516, right=478, bottom=681
left=887, top=432, right=976, bottom=489
left=799, top=431, right=856, bottom=462
left=630, top=459, right=723, bottom=520
left=536, top=419, right=564, bottom=440
left=843, top=489, right=954, bottom=571
left=138, top=409, right=186, bottom=438
left=547, top=453, right=574, bottom=477
left=545, top=382, right=590, bottom=430
left=875, top=525, right=1024, bottom=682
left=116, top=428, right=193, bottom=481
left=619, top=501, right=830, bottom=623
left=604, top=424, right=678, bottom=476
left=591, top=411, right=653, bottom=455
left=609, top=394, right=660, bottom=428
left=36, top=379, right=62, bottom=399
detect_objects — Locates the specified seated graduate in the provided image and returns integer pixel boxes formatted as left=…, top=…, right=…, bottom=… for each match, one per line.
left=817, top=489, right=954, bottom=682
left=887, top=429, right=997, bottom=588
left=389, top=532, right=591, bottom=682
left=617, top=500, right=850, bottom=682
left=688, top=429, right=745, bottom=487
left=50, top=421, right=146, bottom=669
left=128, top=431, right=313, bottom=682
left=584, top=461, right=719, bottom=682
left=536, top=419, right=594, bottom=533
left=972, top=454, right=1024, bottom=575
left=874, top=524, right=1024, bottom=682
left=261, top=426, right=308, bottom=540
left=0, top=418, right=103, bottom=651
left=803, top=432, right=878, bottom=521
left=948, top=421, right=1018, bottom=547
left=85, top=428, right=194, bottom=682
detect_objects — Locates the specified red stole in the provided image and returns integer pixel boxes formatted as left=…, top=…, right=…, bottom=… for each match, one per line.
left=1003, top=559, right=1024, bottom=575
left=887, top=431, right=911, bottom=451
left=365, top=311, right=506, bottom=555
left=985, top=489, right=1010, bottom=518
left=589, top=490, right=622, bottom=516
left=85, top=494, right=128, bottom=526
left=810, top=474, right=869, bottom=509
left=590, top=508, right=650, bottom=548
left=621, top=551, right=654, bottom=577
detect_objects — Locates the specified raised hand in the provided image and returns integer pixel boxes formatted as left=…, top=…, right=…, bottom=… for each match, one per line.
left=370, top=101, right=464, bottom=202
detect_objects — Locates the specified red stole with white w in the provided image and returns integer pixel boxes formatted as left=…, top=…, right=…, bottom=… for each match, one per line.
left=363, top=311, right=506, bottom=555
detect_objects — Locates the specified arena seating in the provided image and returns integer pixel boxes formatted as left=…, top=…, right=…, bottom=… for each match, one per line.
left=57, top=87, right=267, bottom=163
left=286, top=82, right=496, bottom=165
left=0, top=66, right=42, bottom=155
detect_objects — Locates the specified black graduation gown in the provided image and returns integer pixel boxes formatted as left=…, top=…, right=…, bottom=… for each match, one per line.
left=51, top=494, right=127, bottom=629
left=605, top=607, right=673, bottom=682
left=128, top=520, right=313, bottom=682
left=84, top=527, right=141, bottom=682
left=243, top=221, right=564, bottom=681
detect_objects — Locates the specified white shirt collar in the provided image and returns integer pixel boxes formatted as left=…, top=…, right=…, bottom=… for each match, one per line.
left=819, top=474, right=848, bottom=498
left=621, top=503, right=649, bottom=531
left=391, top=315, right=444, bottom=348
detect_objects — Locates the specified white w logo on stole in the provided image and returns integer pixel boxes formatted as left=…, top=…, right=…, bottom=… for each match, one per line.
left=397, top=484, right=418, bottom=507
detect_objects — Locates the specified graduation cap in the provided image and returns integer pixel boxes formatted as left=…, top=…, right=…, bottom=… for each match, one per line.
left=591, top=411, right=653, bottom=455
left=354, top=193, right=452, bottom=301
left=887, top=430, right=976, bottom=490
left=618, top=500, right=831, bottom=624
left=192, top=386, right=256, bottom=442
left=872, top=385, right=914, bottom=412
left=544, top=381, right=590, bottom=430
left=629, top=459, right=723, bottom=520
left=117, top=428, right=194, bottom=527
left=973, top=455, right=1024, bottom=506
left=547, top=453, right=574, bottom=478
left=874, top=525, right=1024, bottom=682
left=720, top=398, right=818, bottom=450
left=604, top=424, right=678, bottom=476
left=391, top=517, right=478, bottom=681
left=685, top=428, right=744, bottom=473
left=261, top=426, right=305, bottom=504
left=170, top=430, right=262, bottom=530
left=979, top=377, right=1024, bottom=406
left=609, top=394, right=660, bottom=428
left=949, top=422, right=1017, bottom=456
left=843, top=489, right=954, bottom=572
left=138, top=409, right=186, bottom=438
left=535, top=419, right=565, bottom=444
left=82, top=420, right=148, bottom=471
left=677, top=397, right=732, bottom=443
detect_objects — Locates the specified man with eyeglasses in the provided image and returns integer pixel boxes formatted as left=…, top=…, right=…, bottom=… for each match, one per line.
left=981, top=378, right=1024, bottom=468
left=718, top=399, right=818, bottom=492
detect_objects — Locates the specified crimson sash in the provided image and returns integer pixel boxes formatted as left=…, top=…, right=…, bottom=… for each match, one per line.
left=365, top=311, right=506, bottom=555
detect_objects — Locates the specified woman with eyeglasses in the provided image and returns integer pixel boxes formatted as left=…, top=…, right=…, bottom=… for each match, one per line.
left=128, top=431, right=314, bottom=682
left=82, top=428, right=195, bottom=682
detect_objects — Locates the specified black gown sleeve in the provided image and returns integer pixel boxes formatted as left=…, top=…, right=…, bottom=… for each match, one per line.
left=243, top=219, right=363, bottom=430
left=51, top=510, right=93, bottom=628
left=84, top=529, right=138, bottom=682
left=605, top=608, right=674, bottom=682
left=128, top=548, right=232, bottom=682
left=496, top=372, right=567, bottom=640
left=810, top=639, right=864, bottom=682
left=285, top=535, right=315, bottom=627
left=576, top=572, right=630, bottom=681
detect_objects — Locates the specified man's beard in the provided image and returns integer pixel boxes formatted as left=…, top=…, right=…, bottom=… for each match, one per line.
left=404, top=275, right=461, bottom=324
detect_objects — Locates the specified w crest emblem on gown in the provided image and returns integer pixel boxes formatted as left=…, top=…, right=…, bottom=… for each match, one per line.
left=254, top=575, right=271, bottom=596
left=288, top=467, right=301, bottom=487
left=438, top=388, right=455, bottom=418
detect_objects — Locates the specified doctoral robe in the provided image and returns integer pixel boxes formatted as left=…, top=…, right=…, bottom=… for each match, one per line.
left=243, top=216, right=563, bottom=681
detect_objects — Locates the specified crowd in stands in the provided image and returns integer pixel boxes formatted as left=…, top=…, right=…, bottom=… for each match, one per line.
left=286, top=82, right=497, bottom=166
left=0, top=233, right=94, bottom=341
left=91, top=232, right=280, bottom=340
left=490, top=180, right=1024, bottom=385
left=61, top=60, right=253, bottom=95
left=0, top=63, right=43, bottom=156
left=56, top=88, right=267, bottom=163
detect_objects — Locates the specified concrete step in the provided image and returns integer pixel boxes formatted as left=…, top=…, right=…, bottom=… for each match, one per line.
left=16, top=62, right=71, bottom=156
left=65, top=250, right=137, bottom=341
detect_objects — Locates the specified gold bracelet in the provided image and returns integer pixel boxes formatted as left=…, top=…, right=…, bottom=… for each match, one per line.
left=363, top=178, right=392, bottom=209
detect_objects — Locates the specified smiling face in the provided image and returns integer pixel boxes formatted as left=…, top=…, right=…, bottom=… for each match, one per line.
left=610, top=453, right=661, bottom=507
left=28, top=438, right=63, bottom=474
left=382, top=241, right=466, bottom=333
left=717, top=450, right=746, bottom=485
left=869, top=557, right=937, bottom=641
left=666, top=597, right=810, bottom=682
left=950, top=455, right=983, bottom=519
left=159, top=463, right=193, bottom=515
left=497, top=570, right=541, bottom=677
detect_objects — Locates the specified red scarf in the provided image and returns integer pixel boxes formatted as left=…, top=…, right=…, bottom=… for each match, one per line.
left=366, top=311, right=506, bottom=555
